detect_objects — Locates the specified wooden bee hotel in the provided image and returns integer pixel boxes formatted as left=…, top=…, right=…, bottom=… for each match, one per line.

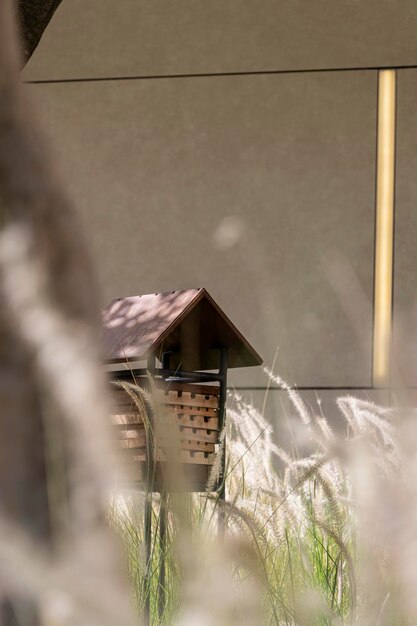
left=102, top=288, right=263, bottom=493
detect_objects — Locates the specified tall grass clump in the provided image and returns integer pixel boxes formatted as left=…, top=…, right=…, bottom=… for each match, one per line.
left=108, top=372, right=415, bottom=625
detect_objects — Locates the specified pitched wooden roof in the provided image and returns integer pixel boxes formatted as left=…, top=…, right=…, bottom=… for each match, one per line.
left=102, top=288, right=262, bottom=370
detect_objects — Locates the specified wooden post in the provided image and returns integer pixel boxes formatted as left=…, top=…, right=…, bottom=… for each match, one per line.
left=158, top=491, right=168, bottom=622
left=143, top=354, right=156, bottom=626
left=143, top=492, right=152, bottom=626
left=218, top=347, right=228, bottom=536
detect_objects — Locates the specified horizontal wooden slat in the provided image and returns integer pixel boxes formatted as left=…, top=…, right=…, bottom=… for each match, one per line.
left=118, top=435, right=215, bottom=453
left=116, top=426, right=145, bottom=438
left=178, top=426, right=219, bottom=443
left=111, top=391, right=219, bottom=412
left=156, top=390, right=219, bottom=408
left=111, top=396, right=137, bottom=409
left=177, top=450, right=215, bottom=465
left=111, top=404, right=218, bottom=419
left=113, top=379, right=220, bottom=397
left=112, top=411, right=218, bottom=431
left=116, top=431, right=219, bottom=445
left=115, top=428, right=217, bottom=446
left=119, top=444, right=147, bottom=454
left=112, top=388, right=219, bottom=408
left=176, top=413, right=218, bottom=430
left=111, top=389, right=142, bottom=401
left=110, top=389, right=147, bottom=405
left=155, top=382, right=220, bottom=396
left=112, top=413, right=219, bottom=430
left=130, top=450, right=215, bottom=466
left=112, top=413, right=145, bottom=426
left=175, top=440, right=215, bottom=453
left=169, top=405, right=218, bottom=417
left=118, top=433, right=146, bottom=447
left=113, top=426, right=219, bottom=447
left=112, top=405, right=218, bottom=418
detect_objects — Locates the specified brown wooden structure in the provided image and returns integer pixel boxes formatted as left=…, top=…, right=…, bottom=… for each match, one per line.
left=112, top=380, right=221, bottom=491
left=103, top=288, right=262, bottom=492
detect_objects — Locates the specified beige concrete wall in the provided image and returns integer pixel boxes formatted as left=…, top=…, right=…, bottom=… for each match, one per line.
left=28, top=70, right=376, bottom=387
left=24, top=0, right=417, bottom=81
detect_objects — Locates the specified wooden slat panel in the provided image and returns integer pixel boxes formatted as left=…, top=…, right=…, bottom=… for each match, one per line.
left=110, top=381, right=221, bottom=473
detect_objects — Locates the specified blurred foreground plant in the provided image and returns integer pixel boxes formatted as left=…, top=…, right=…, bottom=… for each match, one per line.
left=0, top=2, right=134, bottom=624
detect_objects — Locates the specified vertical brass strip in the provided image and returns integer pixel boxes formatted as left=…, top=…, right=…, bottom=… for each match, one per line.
left=373, top=69, right=396, bottom=387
